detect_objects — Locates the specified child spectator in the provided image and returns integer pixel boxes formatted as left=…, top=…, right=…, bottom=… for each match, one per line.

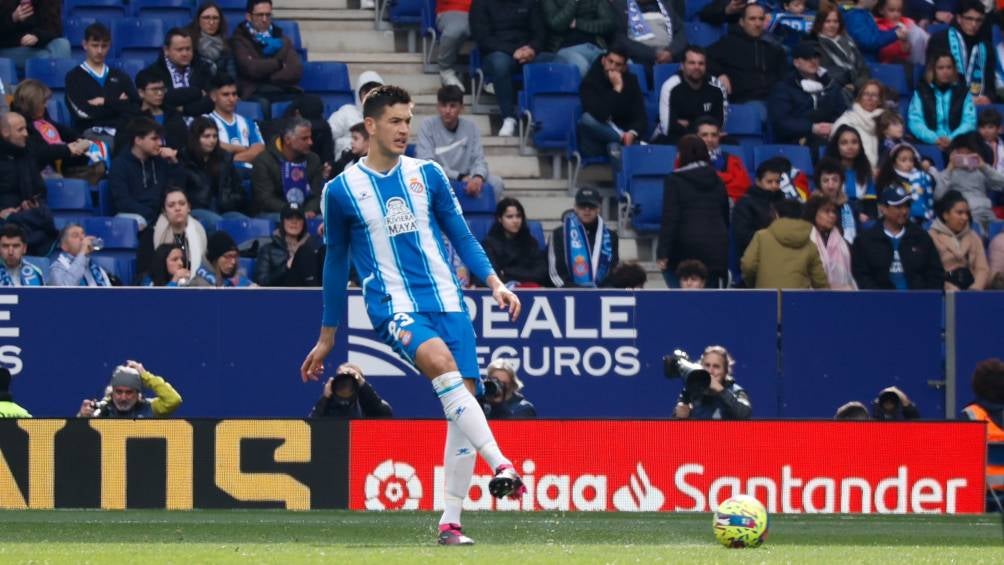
left=844, top=0, right=907, bottom=62
left=873, top=0, right=928, bottom=65
left=876, top=110, right=908, bottom=163
left=766, top=0, right=815, bottom=49
left=932, top=134, right=1004, bottom=232
left=675, top=259, right=708, bottom=289
left=733, top=159, right=785, bottom=262
left=977, top=107, right=1004, bottom=175
left=813, top=157, right=859, bottom=243
left=875, top=142, right=936, bottom=223
left=332, top=122, right=368, bottom=177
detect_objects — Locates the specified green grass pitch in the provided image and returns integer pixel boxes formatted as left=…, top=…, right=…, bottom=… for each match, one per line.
left=0, top=510, right=1000, bottom=564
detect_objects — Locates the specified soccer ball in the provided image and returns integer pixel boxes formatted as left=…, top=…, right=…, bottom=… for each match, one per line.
left=712, top=494, right=769, bottom=548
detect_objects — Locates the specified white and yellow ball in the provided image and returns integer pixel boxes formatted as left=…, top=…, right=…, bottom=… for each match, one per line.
left=712, top=494, right=769, bottom=548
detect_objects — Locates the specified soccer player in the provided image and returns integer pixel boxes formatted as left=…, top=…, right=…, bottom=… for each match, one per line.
left=300, top=85, right=525, bottom=546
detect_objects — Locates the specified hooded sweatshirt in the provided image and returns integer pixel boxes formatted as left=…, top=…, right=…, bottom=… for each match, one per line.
left=328, top=70, right=384, bottom=157
left=657, top=162, right=730, bottom=275
left=741, top=217, right=829, bottom=289
left=928, top=218, right=990, bottom=290
left=108, top=150, right=182, bottom=225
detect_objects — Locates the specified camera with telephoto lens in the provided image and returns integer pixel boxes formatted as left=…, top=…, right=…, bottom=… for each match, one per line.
left=332, top=371, right=360, bottom=396
left=483, top=376, right=503, bottom=400
left=663, top=349, right=711, bottom=403
left=90, top=398, right=110, bottom=417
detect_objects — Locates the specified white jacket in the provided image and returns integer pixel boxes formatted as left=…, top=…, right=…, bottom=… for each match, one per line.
left=831, top=102, right=884, bottom=169
left=327, top=70, right=383, bottom=156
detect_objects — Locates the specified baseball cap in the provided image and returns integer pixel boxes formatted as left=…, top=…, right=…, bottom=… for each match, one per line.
left=574, top=187, right=601, bottom=208
left=791, top=42, right=821, bottom=60
left=281, top=202, right=306, bottom=221
left=879, top=186, right=911, bottom=206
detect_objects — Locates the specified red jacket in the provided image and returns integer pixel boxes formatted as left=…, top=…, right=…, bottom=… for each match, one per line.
left=874, top=17, right=913, bottom=64
left=437, top=0, right=471, bottom=14
left=717, top=154, right=752, bottom=202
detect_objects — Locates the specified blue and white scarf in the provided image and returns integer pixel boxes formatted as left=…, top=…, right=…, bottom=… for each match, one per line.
left=625, top=0, right=672, bottom=43
left=0, top=263, right=44, bottom=286
left=948, top=27, right=987, bottom=97
left=563, top=210, right=613, bottom=287
left=244, top=21, right=283, bottom=56
left=195, top=266, right=252, bottom=287
left=56, top=252, right=110, bottom=286
left=839, top=203, right=857, bottom=244
left=281, top=159, right=309, bottom=204
left=164, top=58, right=191, bottom=88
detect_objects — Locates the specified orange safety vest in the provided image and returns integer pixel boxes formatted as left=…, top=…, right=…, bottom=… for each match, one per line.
left=963, top=403, right=1004, bottom=491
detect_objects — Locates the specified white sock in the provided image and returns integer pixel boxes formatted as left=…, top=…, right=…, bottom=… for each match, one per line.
left=439, top=419, right=475, bottom=527
left=432, top=371, right=511, bottom=471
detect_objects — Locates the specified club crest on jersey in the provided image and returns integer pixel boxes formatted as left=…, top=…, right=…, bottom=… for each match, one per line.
left=408, top=177, right=425, bottom=194
left=384, top=197, right=418, bottom=237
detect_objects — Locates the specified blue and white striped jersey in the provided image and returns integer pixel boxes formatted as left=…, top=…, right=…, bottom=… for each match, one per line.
left=321, top=155, right=495, bottom=327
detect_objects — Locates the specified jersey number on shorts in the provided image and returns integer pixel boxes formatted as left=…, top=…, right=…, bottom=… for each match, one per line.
left=387, top=313, right=415, bottom=343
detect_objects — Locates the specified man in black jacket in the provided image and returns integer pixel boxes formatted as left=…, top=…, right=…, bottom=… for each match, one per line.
left=470, top=0, right=551, bottom=137
left=108, top=118, right=183, bottom=229
left=707, top=3, right=786, bottom=116
left=547, top=187, right=620, bottom=287
left=852, top=186, right=945, bottom=290
left=0, top=112, right=56, bottom=256
left=310, top=363, right=393, bottom=419
left=141, top=28, right=214, bottom=119
left=767, top=42, right=845, bottom=146
left=65, top=23, right=139, bottom=136
left=577, top=47, right=647, bottom=157
left=653, top=45, right=726, bottom=144
left=732, top=159, right=785, bottom=261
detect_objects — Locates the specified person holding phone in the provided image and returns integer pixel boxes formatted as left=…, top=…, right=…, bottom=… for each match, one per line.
left=932, top=134, right=1004, bottom=232
left=0, top=0, right=71, bottom=70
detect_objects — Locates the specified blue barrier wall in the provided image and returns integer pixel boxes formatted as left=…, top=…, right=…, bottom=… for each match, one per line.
left=953, top=293, right=1004, bottom=416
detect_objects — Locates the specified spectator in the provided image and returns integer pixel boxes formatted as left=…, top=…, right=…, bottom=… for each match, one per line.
left=991, top=231, right=1004, bottom=281
left=483, top=359, right=537, bottom=419
left=767, top=0, right=816, bottom=50
left=929, top=189, right=989, bottom=291
left=908, top=52, right=976, bottom=151
left=135, top=187, right=208, bottom=284
left=693, top=117, right=750, bottom=202
left=206, top=73, right=265, bottom=170
left=814, top=156, right=859, bottom=243
left=873, top=0, right=928, bottom=65
left=576, top=47, right=647, bottom=157
left=254, top=203, right=322, bottom=287
left=112, top=69, right=188, bottom=157
left=876, top=109, right=908, bottom=162
left=976, top=106, right=1004, bottom=174
left=832, top=79, right=887, bottom=168
left=327, top=72, right=382, bottom=156
left=470, top=0, right=550, bottom=137
left=417, top=85, right=503, bottom=198
left=542, top=0, right=616, bottom=77
left=875, top=142, right=936, bottom=223
left=143, top=28, right=214, bottom=118
left=435, top=0, right=471, bottom=89
left=109, top=117, right=183, bottom=230
left=547, top=187, right=619, bottom=287
left=834, top=400, right=871, bottom=420
left=188, top=2, right=236, bottom=78
left=698, top=0, right=747, bottom=26
left=773, top=155, right=812, bottom=202
left=332, top=122, right=367, bottom=177
left=674, top=345, right=752, bottom=420
left=932, top=134, right=1004, bottom=230
left=605, top=260, right=648, bottom=288
left=0, top=0, right=70, bottom=70
left=146, top=243, right=192, bottom=287
left=733, top=159, right=785, bottom=262
left=0, top=223, right=43, bottom=286
left=926, top=0, right=995, bottom=106
left=707, top=2, right=786, bottom=114
left=48, top=222, right=111, bottom=287
left=871, top=386, right=920, bottom=420
left=481, top=197, right=549, bottom=287
left=610, top=0, right=686, bottom=69
left=741, top=199, right=829, bottom=289
left=805, top=193, right=857, bottom=290
left=12, top=79, right=104, bottom=184
left=251, top=117, right=321, bottom=218
left=675, top=258, right=708, bottom=289
left=768, top=41, right=846, bottom=148
left=810, top=2, right=871, bottom=101
left=77, top=361, right=182, bottom=418
left=0, top=111, right=57, bottom=256
left=191, top=230, right=254, bottom=287
left=277, top=95, right=336, bottom=180
left=851, top=185, right=945, bottom=289
left=179, top=117, right=250, bottom=227
left=961, top=358, right=1004, bottom=504
left=824, top=124, right=878, bottom=221
left=232, top=0, right=303, bottom=115
left=65, top=23, right=139, bottom=139
left=0, top=367, right=29, bottom=418
left=309, top=363, right=393, bottom=419
left=844, top=0, right=907, bottom=62
left=657, top=134, right=730, bottom=288
left=653, top=46, right=727, bottom=145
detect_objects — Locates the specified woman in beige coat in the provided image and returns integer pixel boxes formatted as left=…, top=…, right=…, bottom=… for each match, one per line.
left=928, top=190, right=989, bottom=291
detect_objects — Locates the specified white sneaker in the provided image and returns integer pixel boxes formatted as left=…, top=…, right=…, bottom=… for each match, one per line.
left=440, top=69, right=464, bottom=89
left=483, top=83, right=495, bottom=95
left=361, top=0, right=375, bottom=9
left=498, top=117, right=517, bottom=137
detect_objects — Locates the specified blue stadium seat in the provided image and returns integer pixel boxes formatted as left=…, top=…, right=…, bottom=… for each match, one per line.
left=0, top=58, right=14, bottom=89
left=527, top=220, right=546, bottom=251
left=466, top=215, right=493, bottom=244
left=619, top=145, right=676, bottom=232
left=83, top=217, right=140, bottom=249
left=216, top=218, right=272, bottom=245
left=389, top=0, right=424, bottom=25
left=271, top=100, right=293, bottom=118
left=25, top=58, right=81, bottom=91
left=46, top=96, right=71, bottom=125
left=238, top=257, right=255, bottom=279
left=685, top=0, right=713, bottom=21
left=566, top=104, right=610, bottom=189
left=130, top=0, right=194, bottom=20
left=236, top=101, right=265, bottom=123
left=521, top=63, right=581, bottom=150
left=214, top=0, right=246, bottom=8
left=90, top=254, right=135, bottom=285
left=299, top=61, right=354, bottom=113
left=307, top=217, right=324, bottom=237
left=274, top=20, right=307, bottom=59
left=914, top=144, right=945, bottom=170
left=114, top=19, right=169, bottom=64
left=108, top=58, right=146, bottom=81
left=46, top=179, right=93, bottom=214
left=651, top=63, right=680, bottom=104
left=63, top=17, right=98, bottom=58
left=723, top=103, right=764, bottom=151
left=94, top=180, right=113, bottom=216
left=214, top=0, right=247, bottom=37
left=452, top=181, right=496, bottom=215
left=868, top=63, right=910, bottom=101
left=54, top=215, right=91, bottom=231
left=628, top=63, right=649, bottom=96
left=66, top=0, right=127, bottom=20
left=753, top=144, right=815, bottom=175
left=684, top=21, right=724, bottom=47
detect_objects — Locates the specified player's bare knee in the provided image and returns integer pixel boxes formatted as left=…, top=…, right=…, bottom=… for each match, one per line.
left=415, top=338, right=459, bottom=378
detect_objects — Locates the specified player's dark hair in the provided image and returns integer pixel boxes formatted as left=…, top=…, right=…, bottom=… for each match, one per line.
left=84, top=23, right=111, bottom=43
left=164, top=27, right=192, bottom=48
left=675, top=259, right=708, bottom=282
left=436, top=85, right=463, bottom=105
left=135, top=68, right=165, bottom=91
left=0, top=223, right=26, bottom=244
left=363, top=85, right=412, bottom=120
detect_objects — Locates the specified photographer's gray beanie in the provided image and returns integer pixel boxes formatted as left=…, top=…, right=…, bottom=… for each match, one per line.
left=109, top=366, right=142, bottom=390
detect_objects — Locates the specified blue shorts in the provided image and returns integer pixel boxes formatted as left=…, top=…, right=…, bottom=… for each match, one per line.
left=374, top=311, right=483, bottom=396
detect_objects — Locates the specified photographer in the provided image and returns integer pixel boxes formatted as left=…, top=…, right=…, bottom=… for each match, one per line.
left=669, top=345, right=752, bottom=420
left=310, top=363, right=393, bottom=419
left=871, top=386, right=920, bottom=420
left=482, top=359, right=537, bottom=420
left=77, top=361, right=182, bottom=418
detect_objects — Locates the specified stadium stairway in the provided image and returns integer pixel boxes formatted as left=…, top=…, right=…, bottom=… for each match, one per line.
left=276, top=0, right=659, bottom=285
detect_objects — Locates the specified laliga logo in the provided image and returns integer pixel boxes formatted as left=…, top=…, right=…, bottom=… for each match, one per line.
left=365, top=459, right=423, bottom=510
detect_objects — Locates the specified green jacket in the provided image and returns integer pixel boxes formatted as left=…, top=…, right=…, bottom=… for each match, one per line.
left=0, top=399, right=31, bottom=418
left=541, top=0, right=615, bottom=52
left=741, top=218, right=830, bottom=290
